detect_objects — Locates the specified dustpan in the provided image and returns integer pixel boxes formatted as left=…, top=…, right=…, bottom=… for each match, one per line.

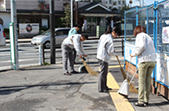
left=118, top=79, right=129, bottom=97
left=118, top=57, right=138, bottom=97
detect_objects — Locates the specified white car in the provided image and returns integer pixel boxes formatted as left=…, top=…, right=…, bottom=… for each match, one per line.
left=31, top=28, right=70, bottom=48
left=0, top=24, right=6, bottom=46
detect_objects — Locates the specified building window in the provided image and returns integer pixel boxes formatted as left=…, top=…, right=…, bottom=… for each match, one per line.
left=118, top=1, right=121, bottom=4
left=113, top=1, right=116, bottom=5
left=109, top=0, right=111, bottom=4
left=93, top=0, right=101, bottom=2
left=123, top=1, right=125, bottom=5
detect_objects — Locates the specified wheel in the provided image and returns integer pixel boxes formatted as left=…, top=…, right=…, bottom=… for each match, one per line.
left=44, top=41, right=50, bottom=49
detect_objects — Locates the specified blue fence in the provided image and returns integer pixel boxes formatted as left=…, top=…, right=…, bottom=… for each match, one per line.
left=124, top=0, right=169, bottom=90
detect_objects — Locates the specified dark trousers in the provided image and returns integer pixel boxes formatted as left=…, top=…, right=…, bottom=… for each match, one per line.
left=62, top=43, right=74, bottom=73
left=73, top=49, right=77, bottom=62
left=98, top=59, right=108, bottom=91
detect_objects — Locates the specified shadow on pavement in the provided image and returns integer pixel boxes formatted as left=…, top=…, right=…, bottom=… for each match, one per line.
left=0, top=81, right=96, bottom=95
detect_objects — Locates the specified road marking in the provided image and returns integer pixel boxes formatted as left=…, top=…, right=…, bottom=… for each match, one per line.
left=108, top=65, right=124, bottom=68
left=99, top=67, right=135, bottom=111
left=107, top=72, right=135, bottom=111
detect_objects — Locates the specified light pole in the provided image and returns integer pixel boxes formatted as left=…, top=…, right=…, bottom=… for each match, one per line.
left=50, top=0, right=55, bottom=64
left=71, top=0, right=73, bottom=28
left=71, top=0, right=81, bottom=28
left=10, top=0, right=19, bottom=70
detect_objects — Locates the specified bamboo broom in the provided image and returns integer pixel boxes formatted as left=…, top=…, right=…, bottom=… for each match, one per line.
left=115, top=55, right=138, bottom=93
left=82, top=58, right=99, bottom=76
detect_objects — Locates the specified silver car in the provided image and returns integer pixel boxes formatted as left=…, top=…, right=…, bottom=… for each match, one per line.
left=31, top=28, right=70, bottom=48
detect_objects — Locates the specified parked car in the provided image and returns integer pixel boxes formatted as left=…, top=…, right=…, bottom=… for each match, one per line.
left=31, top=28, right=70, bottom=48
left=0, top=24, right=6, bottom=46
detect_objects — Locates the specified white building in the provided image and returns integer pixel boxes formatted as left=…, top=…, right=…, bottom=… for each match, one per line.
left=77, top=0, right=126, bottom=10
left=104, top=0, right=126, bottom=10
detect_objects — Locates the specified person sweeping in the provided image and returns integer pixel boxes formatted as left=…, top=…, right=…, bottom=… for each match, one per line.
left=130, top=26, right=156, bottom=107
left=97, top=26, right=121, bottom=93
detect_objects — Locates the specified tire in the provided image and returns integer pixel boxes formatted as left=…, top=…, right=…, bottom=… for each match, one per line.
left=44, top=41, right=50, bottom=49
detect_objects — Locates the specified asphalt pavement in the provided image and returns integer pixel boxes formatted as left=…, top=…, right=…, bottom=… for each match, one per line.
left=0, top=57, right=169, bottom=111
left=0, top=37, right=169, bottom=111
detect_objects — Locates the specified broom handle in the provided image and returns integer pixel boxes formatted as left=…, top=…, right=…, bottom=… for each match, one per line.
left=115, top=55, right=122, bottom=67
left=129, top=69, right=138, bottom=85
left=127, top=57, right=132, bottom=80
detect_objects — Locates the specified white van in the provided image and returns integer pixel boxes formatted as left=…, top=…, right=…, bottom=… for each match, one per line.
left=0, top=24, right=6, bottom=46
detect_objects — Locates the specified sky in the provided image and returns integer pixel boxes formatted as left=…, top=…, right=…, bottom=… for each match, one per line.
left=126, top=0, right=163, bottom=6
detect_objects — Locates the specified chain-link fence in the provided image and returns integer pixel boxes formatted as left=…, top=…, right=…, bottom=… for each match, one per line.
left=124, top=0, right=169, bottom=99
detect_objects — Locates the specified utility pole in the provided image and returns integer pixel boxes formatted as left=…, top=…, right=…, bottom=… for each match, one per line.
left=71, top=0, right=73, bottom=28
left=10, top=0, right=19, bottom=70
left=50, top=0, right=55, bottom=64
left=75, top=0, right=78, bottom=25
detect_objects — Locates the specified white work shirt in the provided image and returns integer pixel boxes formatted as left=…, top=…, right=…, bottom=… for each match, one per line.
left=132, top=32, right=156, bottom=64
left=62, top=34, right=85, bottom=56
left=97, top=34, right=116, bottom=63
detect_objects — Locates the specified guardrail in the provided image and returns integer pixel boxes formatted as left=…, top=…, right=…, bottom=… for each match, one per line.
left=39, top=38, right=135, bottom=65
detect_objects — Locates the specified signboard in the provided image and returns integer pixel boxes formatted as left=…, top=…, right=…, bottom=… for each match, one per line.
left=124, top=43, right=137, bottom=67
left=162, top=26, right=169, bottom=43
left=42, top=19, right=48, bottom=28
left=19, top=23, right=39, bottom=34
left=121, top=24, right=133, bottom=30
left=156, top=53, right=169, bottom=86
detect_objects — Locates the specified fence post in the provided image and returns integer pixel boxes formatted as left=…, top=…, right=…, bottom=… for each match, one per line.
left=39, top=45, right=44, bottom=65
left=122, top=38, right=124, bottom=56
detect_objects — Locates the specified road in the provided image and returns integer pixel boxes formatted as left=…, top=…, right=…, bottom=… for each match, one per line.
left=0, top=38, right=123, bottom=71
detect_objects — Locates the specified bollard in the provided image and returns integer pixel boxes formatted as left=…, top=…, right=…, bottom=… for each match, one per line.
left=39, top=45, right=44, bottom=65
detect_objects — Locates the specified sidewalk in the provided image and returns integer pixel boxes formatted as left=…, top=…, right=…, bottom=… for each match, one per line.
left=0, top=63, right=168, bottom=111
left=109, top=67, right=169, bottom=111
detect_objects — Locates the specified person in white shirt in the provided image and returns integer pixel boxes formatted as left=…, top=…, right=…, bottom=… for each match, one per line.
left=68, top=24, right=81, bottom=64
left=130, top=26, right=156, bottom=107
left=62, top=34, right=88, bottom=76
left=97, top=26, right=121, bottom=93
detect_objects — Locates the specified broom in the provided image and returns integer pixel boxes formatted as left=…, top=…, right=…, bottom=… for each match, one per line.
left=115, top=55, right=138, bottom=93
left=82, top=58, right=99, bottom=76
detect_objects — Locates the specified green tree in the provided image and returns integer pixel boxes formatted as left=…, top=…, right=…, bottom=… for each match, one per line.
left=61, top=4, right=71, bottom=27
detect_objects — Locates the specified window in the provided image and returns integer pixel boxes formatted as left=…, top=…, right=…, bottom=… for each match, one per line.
left=62, top=30, right=69, bottom=35
left=55, top=30, right=63, bottom=36
left=93, top=0, right=101, bottom=2
left=118, top=1, right=121, bottom=4
left=123, top=1, right=125, bottom=5
left=113, top=1, right=117, bottom=5
left=109, top=0, right=111, bottom=4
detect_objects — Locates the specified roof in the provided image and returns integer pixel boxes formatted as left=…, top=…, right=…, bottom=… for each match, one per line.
left=78, top=2, right=121, bottom=16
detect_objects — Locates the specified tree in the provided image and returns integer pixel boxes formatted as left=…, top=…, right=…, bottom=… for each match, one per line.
left=61, top=4, right=71, bottom=27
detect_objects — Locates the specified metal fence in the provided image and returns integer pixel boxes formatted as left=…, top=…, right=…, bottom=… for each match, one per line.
left=124, top=0, right=169, bottom=99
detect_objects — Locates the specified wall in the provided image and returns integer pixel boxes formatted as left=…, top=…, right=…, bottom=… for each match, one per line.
left=0, top=12, right=10, bottom=28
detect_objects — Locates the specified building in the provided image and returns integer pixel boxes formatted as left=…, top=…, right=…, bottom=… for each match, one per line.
left=104, top=0, right=126, bottom=10
left=0, top=0, right=121, bottom=36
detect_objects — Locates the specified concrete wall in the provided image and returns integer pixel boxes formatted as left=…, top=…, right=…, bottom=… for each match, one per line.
left=0, top=12, right=11, bottom=28
left=5, top=0, right=64, bottom=11
left=4, top=0, right=90, bottom=11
